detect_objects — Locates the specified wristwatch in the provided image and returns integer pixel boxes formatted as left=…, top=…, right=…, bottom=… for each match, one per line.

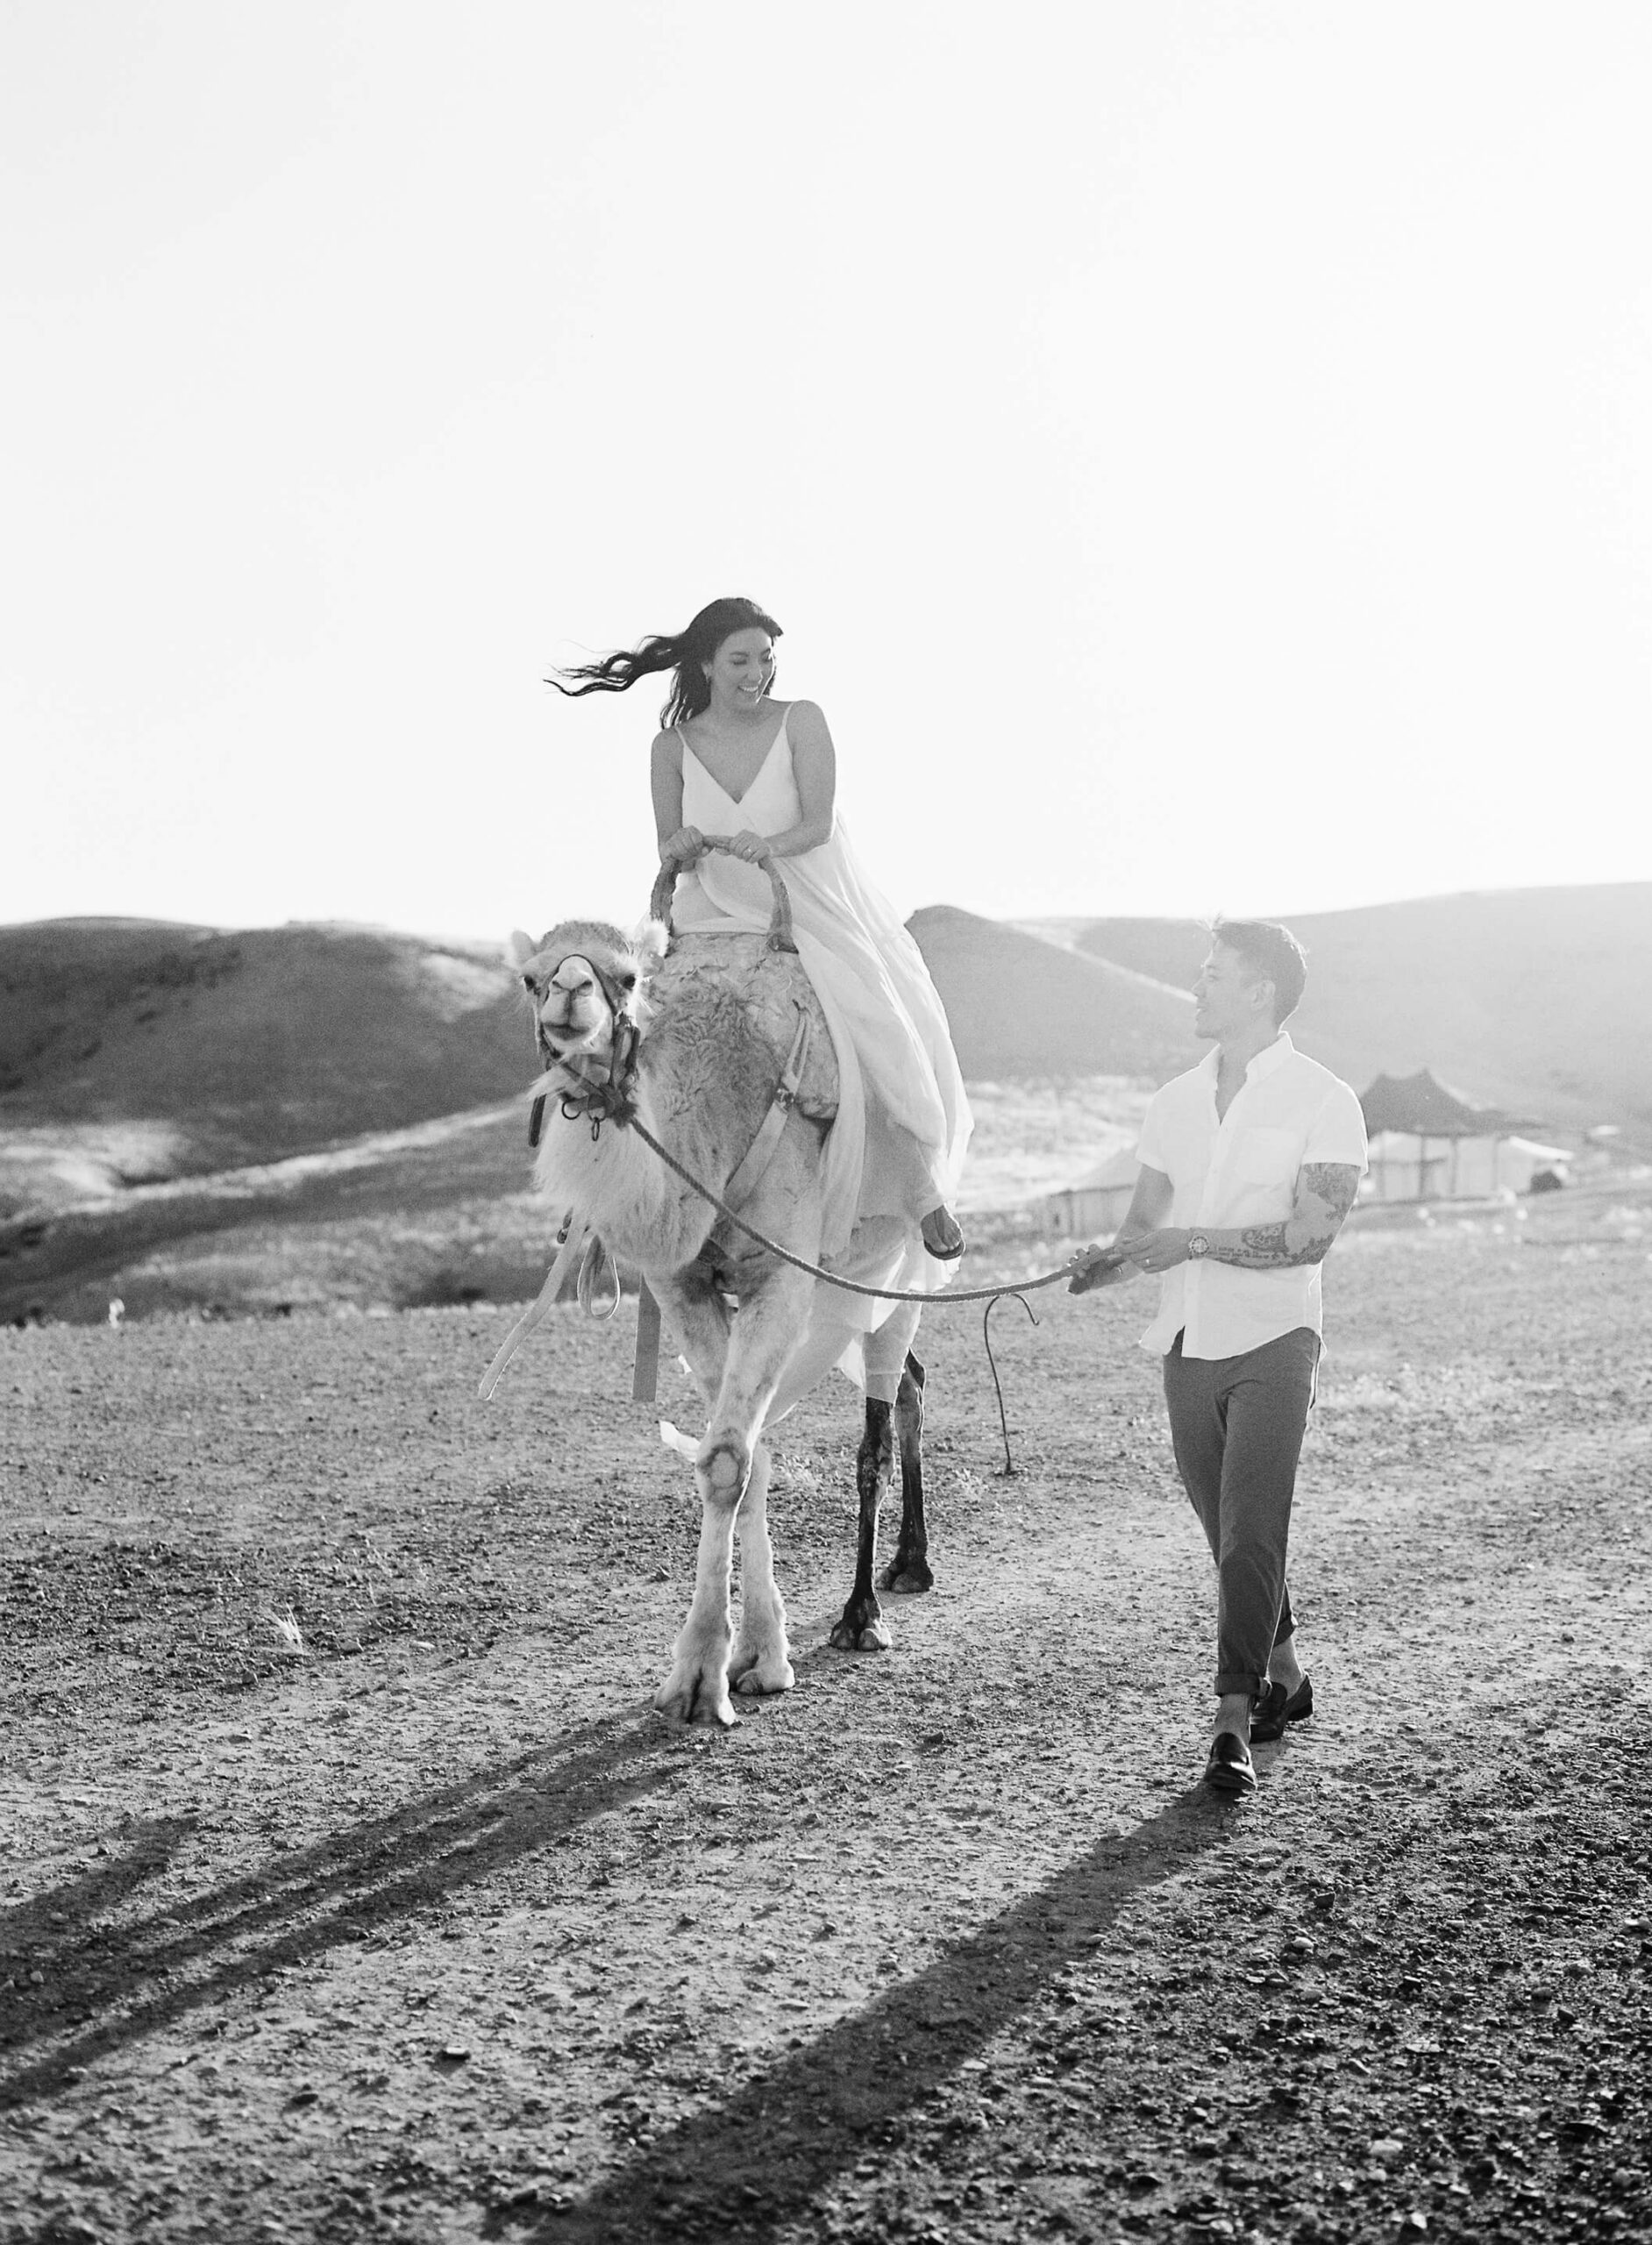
left=1187, top=1232, right=1211, bottom=1259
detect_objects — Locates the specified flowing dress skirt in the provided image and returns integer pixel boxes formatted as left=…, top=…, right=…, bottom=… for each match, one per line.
left=670, top=710, right=972, bottom=1403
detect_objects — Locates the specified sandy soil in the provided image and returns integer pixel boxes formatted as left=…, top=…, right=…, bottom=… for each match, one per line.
left=2, top=1213, right=1648, bottom=2244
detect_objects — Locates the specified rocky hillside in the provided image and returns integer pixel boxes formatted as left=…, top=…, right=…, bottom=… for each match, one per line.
left=0, top=918, right=528, bottom=1197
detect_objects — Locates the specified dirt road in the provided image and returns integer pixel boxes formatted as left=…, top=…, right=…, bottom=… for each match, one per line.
left=2, top=1219, right=1648, bottom=2242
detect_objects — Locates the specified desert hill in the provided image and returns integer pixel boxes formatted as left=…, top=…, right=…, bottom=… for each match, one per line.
left=1073, top=884, right=1652, bottom=1136
left=904, top=907, right=1193, bottom=1080
left=6, top=892, right=1641, bottom=1195
left=2, top=890, right=1644, bottom=1321
left=0, top=910, right=1190, bottom=1317
left=1, top=910, right=1190, bottom=1208
left=0, top=917, right=529, bottom=1197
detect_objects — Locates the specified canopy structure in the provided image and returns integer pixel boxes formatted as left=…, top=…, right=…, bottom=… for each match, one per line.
left=1364, top=1129, right=1570, bottom=1202
left=1359, top=1070, right=1561, bottom=1202
left=1063, top=1149, right=1143, bottom=1194
left=1044, top=1147, right=1141, bottom=1237
left=1359, top=1069, right=1542, bottom=1139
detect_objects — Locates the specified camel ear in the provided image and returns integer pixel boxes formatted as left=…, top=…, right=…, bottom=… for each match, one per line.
left=506, top=930, right=538, bottom=968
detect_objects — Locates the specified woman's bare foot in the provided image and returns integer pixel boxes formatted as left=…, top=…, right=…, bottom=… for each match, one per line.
left=921, top=1206, right=965, bottom=1260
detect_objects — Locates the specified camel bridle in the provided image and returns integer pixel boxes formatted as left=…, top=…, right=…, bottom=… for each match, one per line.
left=528, top=951, right=643, bottom=1141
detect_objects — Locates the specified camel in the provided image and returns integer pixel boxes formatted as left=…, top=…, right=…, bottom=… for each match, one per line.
left=503, top=891, right=934, bottom=1728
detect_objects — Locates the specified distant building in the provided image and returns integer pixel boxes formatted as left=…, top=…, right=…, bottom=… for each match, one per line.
left=1045, top=1149, right=1140, bottom=1237
left=1364, top=1130, right=1571, bottom=1201
left=1045, top=1073, right=1570, bottom=1226
left=1359, top=1070, right=1569, bottom=1202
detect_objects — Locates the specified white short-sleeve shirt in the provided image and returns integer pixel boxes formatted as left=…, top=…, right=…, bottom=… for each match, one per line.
left=1134, top=1032, right=1369, bottom=1360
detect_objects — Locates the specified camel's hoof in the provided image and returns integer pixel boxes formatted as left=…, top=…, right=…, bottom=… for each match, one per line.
left=731, top=1658, right=795, bottom=1697
left=878, top=1557, right=933, bottom=1595
left=829, top=1615, right=892, bottom=1653
left=654, top=1674, right=736, bottom=1728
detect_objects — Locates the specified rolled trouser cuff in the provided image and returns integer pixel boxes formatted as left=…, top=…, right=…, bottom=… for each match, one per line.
left=1215, top=1671, right=1266, bottom=1701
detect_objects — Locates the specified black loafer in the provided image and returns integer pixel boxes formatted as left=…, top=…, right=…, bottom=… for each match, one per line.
left=1204, top=1731, right=1257, bottom=1794
left=1250, top=1676, right=1313, bottom=1743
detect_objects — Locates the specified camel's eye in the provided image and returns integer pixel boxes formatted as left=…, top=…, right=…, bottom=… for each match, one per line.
left=617, top=971, right=637, bottom=991
left=522, top=974, right=541, bottom=995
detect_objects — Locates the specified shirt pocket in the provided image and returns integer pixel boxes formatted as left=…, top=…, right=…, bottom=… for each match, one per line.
left=1229, top=1126, right=1301, bottom=1187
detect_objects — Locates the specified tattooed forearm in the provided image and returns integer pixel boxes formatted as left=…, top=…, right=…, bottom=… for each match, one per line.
left=1206, top=1163, right=1364, bottom=1269
left=1234, top=1222, right=1320, bottom=1266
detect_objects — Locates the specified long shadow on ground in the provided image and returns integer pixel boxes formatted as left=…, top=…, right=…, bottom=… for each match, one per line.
left=4, top=1710, right=1237, bottom=2244
left=0, top=1703, right=679, bottom=2108
left=506, top=1785, right=1233, bottom=2245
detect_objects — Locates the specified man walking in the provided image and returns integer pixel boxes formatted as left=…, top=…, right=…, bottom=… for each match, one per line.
left=1071, top=920, right=1367, bottom=1792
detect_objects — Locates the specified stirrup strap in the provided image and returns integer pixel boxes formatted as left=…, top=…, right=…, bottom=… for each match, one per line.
left=576, top=1233, right=620, bottom=1320
left=723, top=1006, right=812, bottom=1213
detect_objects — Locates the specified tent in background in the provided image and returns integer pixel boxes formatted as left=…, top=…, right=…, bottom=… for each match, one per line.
left=1359, top=1070, right=1564, bottom=1201
left=1044, top=1148, right=1141, bottom=1237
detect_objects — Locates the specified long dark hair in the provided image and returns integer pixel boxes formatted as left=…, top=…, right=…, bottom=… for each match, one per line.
left=548, top=596, right=783, bottom=729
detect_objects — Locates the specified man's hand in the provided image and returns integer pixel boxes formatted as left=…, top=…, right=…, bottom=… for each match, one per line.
left=1117, top=1227, right=1193, bottom=1274
left=1066, top=1243, right=1132, bottom=1294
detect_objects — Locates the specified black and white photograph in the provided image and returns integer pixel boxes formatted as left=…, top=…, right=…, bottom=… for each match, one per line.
left=3, top=5, right=1648, bottom=2241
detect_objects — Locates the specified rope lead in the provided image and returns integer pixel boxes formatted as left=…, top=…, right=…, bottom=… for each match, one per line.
left=983, top=1290, right=1039, bottom=1475
left=627, top=1115, right=1078, bottom=1309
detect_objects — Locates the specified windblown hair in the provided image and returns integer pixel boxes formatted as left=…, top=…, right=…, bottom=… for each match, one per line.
left=1211, top=917, right=1309, bottom=1023
left=549, top=596, right=783, bottom=730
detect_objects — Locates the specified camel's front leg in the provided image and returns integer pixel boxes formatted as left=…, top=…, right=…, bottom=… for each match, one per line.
left=651, top=1251, right=811, bottom=1725
left=661, top=1477, right=740, bottom=1728
left=650, top=1267, right=740, bottom=1728
left=681, top=1251, right=814, bottom=1711
left=729, top=1440, right=794, bottom=1698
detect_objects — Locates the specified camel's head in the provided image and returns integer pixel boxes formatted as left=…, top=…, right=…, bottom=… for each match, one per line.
left=506, top=918, right=666, bottom=1077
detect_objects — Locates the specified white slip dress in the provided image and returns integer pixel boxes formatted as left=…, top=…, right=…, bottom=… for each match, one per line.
left=670, top=707, right=973, bottom=1365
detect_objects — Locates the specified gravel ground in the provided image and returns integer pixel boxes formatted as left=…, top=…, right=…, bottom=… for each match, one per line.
left=1, top=1215, right=1648, bottom=2244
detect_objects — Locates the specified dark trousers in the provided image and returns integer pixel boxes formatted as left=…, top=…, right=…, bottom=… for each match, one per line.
left=1163, top=1326, right=1321, bottom=1700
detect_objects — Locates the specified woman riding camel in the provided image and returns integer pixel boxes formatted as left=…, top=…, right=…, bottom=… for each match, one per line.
left=552, top=595, right=972, bottom=1303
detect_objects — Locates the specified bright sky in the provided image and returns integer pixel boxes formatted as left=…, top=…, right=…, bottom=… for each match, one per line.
left=4, top=2, right=1648, bottom=942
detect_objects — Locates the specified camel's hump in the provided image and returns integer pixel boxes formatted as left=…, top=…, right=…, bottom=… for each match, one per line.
left=646, top=933, right=838, bottom=1122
